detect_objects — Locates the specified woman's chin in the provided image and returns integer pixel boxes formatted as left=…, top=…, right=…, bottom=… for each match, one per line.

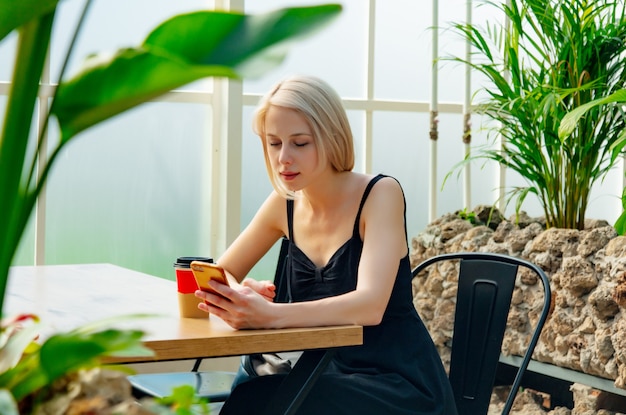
left=280, top=178, right=300, bottom=191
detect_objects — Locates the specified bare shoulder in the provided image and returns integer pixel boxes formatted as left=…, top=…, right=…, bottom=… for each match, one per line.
left=368, top=175, right=404, bottom=203
left=349, top=173, right=402, bottom=193
left=360, top=175, right=405, bottom=222
left=254, top=190, right=289, bottom=235
left=261, top=190, right=288, bottom=210
left=359, top=175, right=407, bottom=255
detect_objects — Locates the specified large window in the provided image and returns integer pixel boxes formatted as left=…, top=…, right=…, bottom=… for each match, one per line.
left=10, top=0, right=216, bottom=279
left=5, top=0, right=623, bottom=280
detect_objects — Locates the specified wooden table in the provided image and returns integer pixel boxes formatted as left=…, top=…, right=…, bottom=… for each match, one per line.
left=6, top=263, right=363, bottom=414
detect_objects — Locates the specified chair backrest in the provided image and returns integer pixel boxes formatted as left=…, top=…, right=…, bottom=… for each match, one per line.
left=412, top=252, right=551, bottom=415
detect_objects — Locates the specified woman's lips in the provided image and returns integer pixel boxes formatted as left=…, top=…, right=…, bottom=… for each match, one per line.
left=281, top=171, right=298, bottom=181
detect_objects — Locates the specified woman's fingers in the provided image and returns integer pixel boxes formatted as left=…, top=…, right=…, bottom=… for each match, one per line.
left=194, top=283, right=275, bottom=329
left=242, top=279, right=276, bottom=301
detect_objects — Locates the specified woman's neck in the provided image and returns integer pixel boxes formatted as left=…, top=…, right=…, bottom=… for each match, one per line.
left=299, top=170, right=351, bottom=213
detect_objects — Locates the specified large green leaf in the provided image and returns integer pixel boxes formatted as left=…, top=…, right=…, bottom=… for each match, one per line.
left=6, top=327, right=151, bottom=400
left=39, top=329, right=149, bottom=378
left=52, top=5, right=341, bottom=142
left=558, top=89, right=626, bottom=140
left=53, top=48, right=234, bottom=142
left=144, top=7, right=338, bottom=70
left=0, top=0, right=58, bottom=41
left=616, top=211, right=626, bottom=236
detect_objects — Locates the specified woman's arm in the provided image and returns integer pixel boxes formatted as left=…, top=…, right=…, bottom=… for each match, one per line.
left=216, top=191, right=287, bottom=283
left=200, top=177, right=408, bottom=329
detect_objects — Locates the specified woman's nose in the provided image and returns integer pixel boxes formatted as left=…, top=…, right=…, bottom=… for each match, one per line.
left=279, top=147, right=292, bottom=165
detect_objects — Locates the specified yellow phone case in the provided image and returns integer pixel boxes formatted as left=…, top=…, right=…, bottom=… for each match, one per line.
left=190, top=261, right=229, bottom=296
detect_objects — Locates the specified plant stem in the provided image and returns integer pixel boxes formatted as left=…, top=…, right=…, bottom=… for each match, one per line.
left=26, top=0, right=94, bottom=195
left=0, top=11, right=55, bottom=315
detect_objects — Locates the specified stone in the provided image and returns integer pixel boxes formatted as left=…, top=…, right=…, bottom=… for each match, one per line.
left=579, top=317, right=596, bottom=334
left=528, top=228, right=581, bottom=258
left=578, top=227, right=617, bottom=258
left=31, top=368, right=152, bottom=415
left=510, top=211, right=546, bottom=229
left=460, top=225, right=493, bottom=250
left=589, top=286, right=620, bottom=320
left=558, top=257, right=598, bottom=297
left=614, top=272, right=626, bottom=308
left=423, top=269, right=444, bottom=296
left=571, top=383, right=601, bottom=414
left=507, top=222, right=544, bottom=254
left=440, top=219, right=473, bottom=242
left=410, top=209, right=626, bottom=401
left=493, top=220, right=516, bottom=243
left=605, top=237, right=626, bottom=257
left=585, top=219, right=612, bottom=229
left=549, top=408, right=572, bottom=415
left=596, top=329, right=616, bottom=362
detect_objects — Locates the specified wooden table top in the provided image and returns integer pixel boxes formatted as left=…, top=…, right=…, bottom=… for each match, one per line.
left=6, top=263, right=362, bottom=363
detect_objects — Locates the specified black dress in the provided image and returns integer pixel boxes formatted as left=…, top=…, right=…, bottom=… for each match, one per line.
left=220, top=174, right=457, bottom=415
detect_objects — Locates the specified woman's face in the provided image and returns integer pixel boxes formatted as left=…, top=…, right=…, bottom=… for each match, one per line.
left=265, top=106, right=324, bottom=191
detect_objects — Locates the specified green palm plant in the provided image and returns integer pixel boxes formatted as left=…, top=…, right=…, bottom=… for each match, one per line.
left=449, top=0, right=626, bottom=230
left=0, top=1, right=341, bottom=412
left=559, top=88, right=626, bottom=234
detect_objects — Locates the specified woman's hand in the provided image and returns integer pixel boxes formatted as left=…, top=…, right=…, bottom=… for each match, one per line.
left=194, top=280, right=278, bottom=329
left=241, top=279, right=276, bottom=301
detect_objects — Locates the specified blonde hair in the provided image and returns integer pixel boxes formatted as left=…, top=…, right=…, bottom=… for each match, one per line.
left=252, top=75, right=355, bottom=197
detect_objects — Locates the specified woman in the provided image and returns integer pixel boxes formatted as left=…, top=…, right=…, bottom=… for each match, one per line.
left=195, top=75, right=457, bottom=414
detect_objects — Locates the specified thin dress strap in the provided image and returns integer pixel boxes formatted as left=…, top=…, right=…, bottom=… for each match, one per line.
left=286, top=175, right=387, bottom=241
left=352, top=174, right=387, bottom=237
left=283, top=199, right=295, bottom=302
left=287, top=199, right=295, bottom=240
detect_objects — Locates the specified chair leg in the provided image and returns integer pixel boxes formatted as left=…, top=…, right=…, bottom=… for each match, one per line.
left=261, top=349, right=336, bottom=415
left=191, top=358, right=202, bottom=372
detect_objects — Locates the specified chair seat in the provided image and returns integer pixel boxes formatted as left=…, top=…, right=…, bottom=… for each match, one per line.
left=128, top=371, right=237, bottom=402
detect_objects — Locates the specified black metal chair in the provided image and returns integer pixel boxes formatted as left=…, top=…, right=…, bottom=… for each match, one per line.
left=412, top=252, right=552, bottom=415
left=128, top=365, right=236, bottom=401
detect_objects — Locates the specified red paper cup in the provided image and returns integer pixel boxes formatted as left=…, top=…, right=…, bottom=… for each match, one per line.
left=174, top=256, right=212, bottom=318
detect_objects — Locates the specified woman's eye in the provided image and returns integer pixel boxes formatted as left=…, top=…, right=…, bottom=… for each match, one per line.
left=268, top=141, right=281, bottom=147
left=294, top=142, right=308, bottom=147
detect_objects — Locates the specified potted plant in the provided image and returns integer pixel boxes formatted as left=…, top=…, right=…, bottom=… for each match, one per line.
left=559, top=89, right=626, bottom=234
left=0, top=1, right=341, bottom=412
left=414, top=1, right=626, bottom=401
left=448, top=0, right=626, bottom=230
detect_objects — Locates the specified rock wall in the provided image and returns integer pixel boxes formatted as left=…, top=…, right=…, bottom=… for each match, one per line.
left=409, top=207, right=626, bottom=392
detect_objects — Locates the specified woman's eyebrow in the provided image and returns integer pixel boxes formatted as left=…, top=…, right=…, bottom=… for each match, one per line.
left=266, top=132, right=312, bottom=138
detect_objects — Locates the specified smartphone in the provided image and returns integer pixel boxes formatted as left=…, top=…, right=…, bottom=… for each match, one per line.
left=190, top=261, right=230, bottom=296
